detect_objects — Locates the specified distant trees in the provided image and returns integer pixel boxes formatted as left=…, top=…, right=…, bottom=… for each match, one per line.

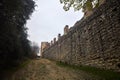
left=30, top=42, right=40, bottom=58
left=60, top=0, right=102, bottom=11
left=0, top=0, right=35, bottom=70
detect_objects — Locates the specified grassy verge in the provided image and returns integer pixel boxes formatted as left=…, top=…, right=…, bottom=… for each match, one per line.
left=1, top=59, right=31, bottom=79
left=8, top=59, right=31, bottom=72
left=56, top=61, right=120, bottom=80
left=5, top=59, right=31, bottom=72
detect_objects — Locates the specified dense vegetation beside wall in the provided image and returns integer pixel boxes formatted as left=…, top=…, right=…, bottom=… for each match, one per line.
left=0, top=0, right=35, bottom=72
left=56, top=61, right=120, bottom=80
left=42, top=0, right=120, bottom=72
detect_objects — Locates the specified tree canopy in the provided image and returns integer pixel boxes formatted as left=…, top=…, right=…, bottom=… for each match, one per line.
left=60, top=0, right=101, bottom=11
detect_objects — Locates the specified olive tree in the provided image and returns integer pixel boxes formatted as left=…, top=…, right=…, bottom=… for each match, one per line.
left=60, top=0, right=101, bottom=11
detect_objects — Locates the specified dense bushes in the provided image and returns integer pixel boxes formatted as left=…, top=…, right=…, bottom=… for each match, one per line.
left=0, top=0, right=35, bottom=70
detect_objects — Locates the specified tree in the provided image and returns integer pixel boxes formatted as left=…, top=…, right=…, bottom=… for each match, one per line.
left=60, top=0, right=102, bottom=11
left=0, top=0, right=35, bottom=71
left=30, top=42, right=40, bottom=58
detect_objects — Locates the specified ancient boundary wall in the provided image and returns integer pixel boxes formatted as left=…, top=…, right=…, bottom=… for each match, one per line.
left=41, top=0, right=120, bottom=71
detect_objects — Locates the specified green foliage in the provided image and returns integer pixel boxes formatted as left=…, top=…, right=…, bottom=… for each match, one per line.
left=56, top=61, right=120, bottom=80
left=0, top=0, right=35, bottom=71
left=60, top=0, right=100, bottom=11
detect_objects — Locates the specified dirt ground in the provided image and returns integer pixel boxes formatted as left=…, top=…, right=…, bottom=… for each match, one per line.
left=9, top=59, right=102, bottom=80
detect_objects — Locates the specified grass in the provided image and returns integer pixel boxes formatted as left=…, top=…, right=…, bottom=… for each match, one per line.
left=56, top=61, right=120, bottom=80
left=7, top=59, right=31, bottom=72
left=2, top=59, right=31, bottom=76
left=0, top=59, right=31, bottom=80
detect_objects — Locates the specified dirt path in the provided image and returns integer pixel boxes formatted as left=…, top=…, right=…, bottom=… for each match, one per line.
left=10, top=59, right=101, bottom=80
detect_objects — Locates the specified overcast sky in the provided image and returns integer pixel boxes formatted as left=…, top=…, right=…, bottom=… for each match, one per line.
left=26, top=0, right=83, bottom=46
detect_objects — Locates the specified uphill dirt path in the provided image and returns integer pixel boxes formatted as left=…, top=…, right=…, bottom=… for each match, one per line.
left=10, top=59, right=101, bottom=80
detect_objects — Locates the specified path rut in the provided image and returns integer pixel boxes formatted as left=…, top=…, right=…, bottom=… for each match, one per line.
left=10, top=59, right=102, bottom=80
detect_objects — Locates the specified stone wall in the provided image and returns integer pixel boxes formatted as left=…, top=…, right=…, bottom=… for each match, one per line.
left=42, top=0, right=120, bottom=72
left=41, top=42, right=50, bottom=56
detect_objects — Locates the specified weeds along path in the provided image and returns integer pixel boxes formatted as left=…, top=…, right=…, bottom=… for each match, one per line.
left=10, top=59, right=101, bottom=80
